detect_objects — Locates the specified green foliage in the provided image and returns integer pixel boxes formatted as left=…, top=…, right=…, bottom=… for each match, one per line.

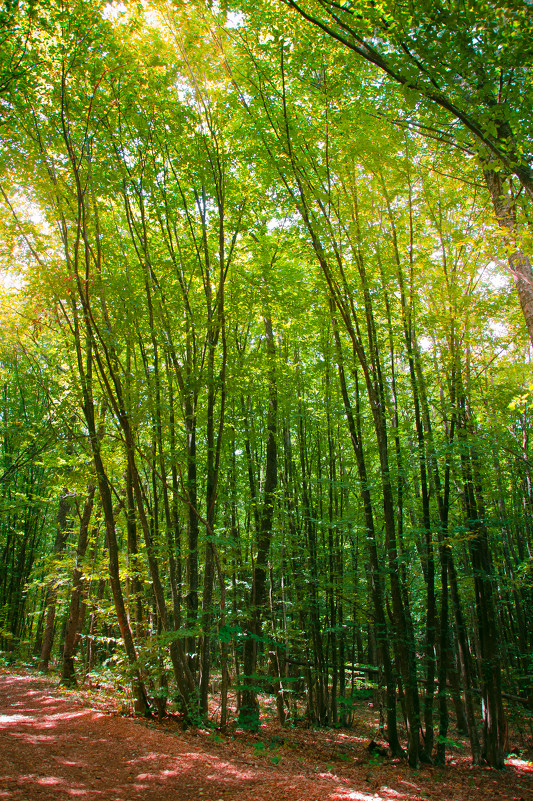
left=0, top=0, right=530, bottom=765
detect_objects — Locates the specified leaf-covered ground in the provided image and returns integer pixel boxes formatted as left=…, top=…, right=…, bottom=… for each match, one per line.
left=0, top=670, right=531, bottom=801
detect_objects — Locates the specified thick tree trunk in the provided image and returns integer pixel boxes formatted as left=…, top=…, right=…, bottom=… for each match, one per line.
left=239, top=315, right=278, bottom=731
left=484, top=169, right=533, bottom=346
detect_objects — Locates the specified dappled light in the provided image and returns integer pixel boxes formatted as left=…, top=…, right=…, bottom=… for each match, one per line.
left=1, top=0, right=533, bottom=794
left=1, top=674, right=531, bottom=801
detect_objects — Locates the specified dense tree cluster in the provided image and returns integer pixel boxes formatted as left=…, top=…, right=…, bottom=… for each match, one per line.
left=0, top=0, right=532, bottom=770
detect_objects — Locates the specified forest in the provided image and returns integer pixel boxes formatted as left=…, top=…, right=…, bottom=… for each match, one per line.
left=0, top=0, right=532, bottom=774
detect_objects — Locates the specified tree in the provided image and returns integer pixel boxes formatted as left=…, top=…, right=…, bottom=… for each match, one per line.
left=274, top=0, right=533, bottom=347
left=1, top=0, right=532, bottom=770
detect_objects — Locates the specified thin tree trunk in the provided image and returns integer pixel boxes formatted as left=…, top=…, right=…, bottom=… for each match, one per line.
left=40, top=489, right=72, bottom=672
left=448, top=554, right=481, bottom=763
left=458, top=404, right=507, bottom=768
left=331, top=313, right=402, bottom=756
left=61, top=484, right=96, bottom=685
left=239, top=314, right=278, bottom=730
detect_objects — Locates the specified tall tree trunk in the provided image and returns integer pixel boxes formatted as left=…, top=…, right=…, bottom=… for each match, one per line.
left=484, top=168, right=533, bottom=346
left=121, top=421, right=197, bottom=716
left=239, top=314, right=278, bottom=730
left=448, top=554, right=482, bottom=763
left=458, top=402, right=507, bottom=768
left=331, top=314, right=402, bottom=756
left=185, top=393, right=199, bottom=673
left=125, top=464, right=144, bottom=638
left=71, top=303, right=150, bottom=715
left=40, top=489, right=72, bottom=672
left=61, top=484, right=96, bottom=686
left=200, top=274, right=227, bottom=716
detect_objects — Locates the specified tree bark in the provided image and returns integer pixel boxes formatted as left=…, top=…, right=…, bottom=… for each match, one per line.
left=458, top=405, right=507, bottom=768
left=484, top=169, right=533, bottom=346
left=61, top=484, right=96, bottom=686
left=40, top=489, right=72, bottom=672
left=239, top=314, right=278, bottom=730
left=331, top=314, right=402, bottom=756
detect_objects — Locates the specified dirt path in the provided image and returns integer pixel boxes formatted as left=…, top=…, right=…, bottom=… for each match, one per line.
left=0, top=672, right=531, bottom=801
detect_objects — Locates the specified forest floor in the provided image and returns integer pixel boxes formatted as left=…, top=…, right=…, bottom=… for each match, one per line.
left=0, top=669, right=532, bottom=801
